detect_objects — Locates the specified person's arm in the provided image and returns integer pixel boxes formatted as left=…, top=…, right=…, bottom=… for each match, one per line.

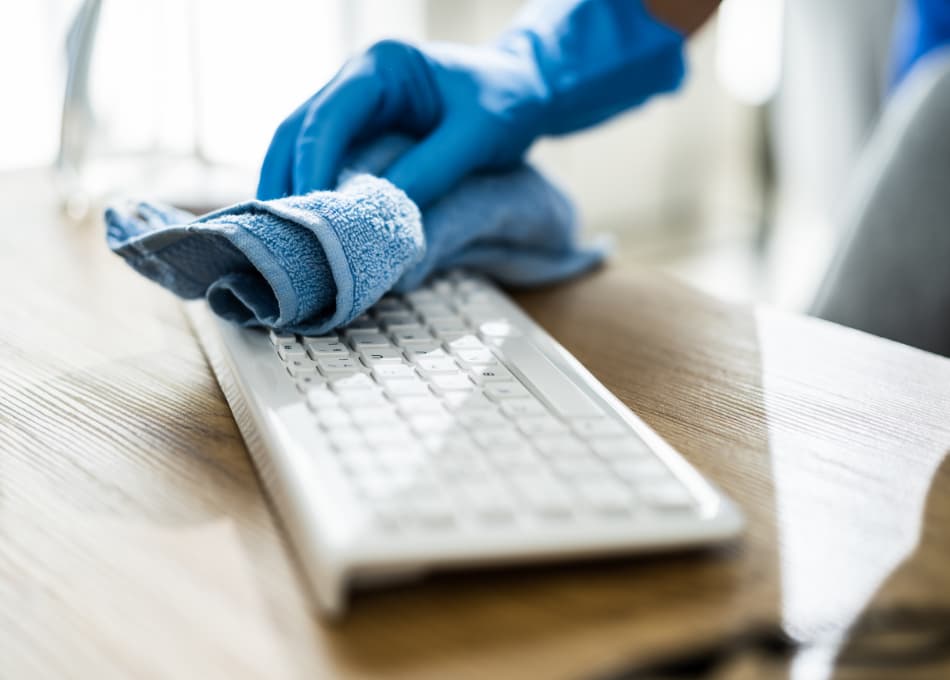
left=645, top=0, right=721, bottom=36
left=257, top=0, right=721, bottom=207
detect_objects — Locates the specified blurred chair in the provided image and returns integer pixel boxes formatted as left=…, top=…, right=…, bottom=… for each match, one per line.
left=811, top=48, right=950, bottom=356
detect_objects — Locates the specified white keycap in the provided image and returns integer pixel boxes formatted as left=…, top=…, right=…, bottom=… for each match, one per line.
left=429, top=317, right=469, bottom=334
left=276, top=341, right=307, bottom=361
left=285, top=360, right=319, bottom=377
left=391, top=327, right=432, bottom=345
left=301, top=333, right=338, bottom=343
left=393, top=395, right=446, bottom=414
left=454, top=349, right=496, bottom=366
left=414, top=302, right=454, bottom=318
left=407, top=413, right=456, bottom=435
left=372, top=363, right=417, bottom=381
left=373, top=296, right=407, bottom=312
left=360, top=347, right=404, bottom=364
left=550, top=457, right=611, bottom=480
left=328, top=373, right=377, bottom=392
left=446, top=333, right=485, bottom=350
left=348, top=406, right=400, bottom=426
left=384, top=379, right=432, bottom=399
left=295, top=373, right=326, bottom=392
left=317, top=408, right=351, bottom=429
left=379, top=313, right=419, bottom=330
left=317, top=357, right=361, bottom=373
left=441, top=391, right=495, bottom=411
left=364, top=426, right=413, bottom=446
left=338, top=390, right=389, bottom=408
left=484, top=381, right=531, bottom=401
left=499, top=398, right=548, bottom=418
left=472, top=427, right=524, bottom=449
left=468, top=363, right=513, bottom=383
left=533, top=436, right=589, bottom=459
left=478, top=319, right=521, bottom=339
left=414, top=356, right=459, bottom=375
left=456, top=410, right=508, bottom=429
left=343, top=315, right=377, bottom=331
left=509, top=474, right=572, bottom=517
left=570, top=417, right=627, bottom=438
left=349, top=333, right=391, bottom=350
left=429, top=373, right=475, bottom=393
left=515, top=415, right=569, bottom=436
left=405, top=343, right=450, bottom=360
left=306, top=386, right=339, bottom=410
left=269, top=330, right=296, bottom=345
left=306, top=339, right=349, bottom=357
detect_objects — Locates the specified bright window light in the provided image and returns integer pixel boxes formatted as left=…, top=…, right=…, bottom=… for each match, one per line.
left=715, top=0, right=785, bottom=105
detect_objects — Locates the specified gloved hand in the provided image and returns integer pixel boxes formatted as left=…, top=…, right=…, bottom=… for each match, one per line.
left=257, top=0, right=686, bottom=209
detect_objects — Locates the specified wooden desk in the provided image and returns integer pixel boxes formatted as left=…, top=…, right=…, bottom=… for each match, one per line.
left=3, top=171, right=949, bottom=680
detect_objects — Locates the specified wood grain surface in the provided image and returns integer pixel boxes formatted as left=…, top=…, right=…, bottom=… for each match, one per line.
left=2, top=171, right=949, bottom=680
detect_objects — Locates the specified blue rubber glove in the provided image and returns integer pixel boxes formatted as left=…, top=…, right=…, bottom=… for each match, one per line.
left=257, top=0, right=685, bottom=208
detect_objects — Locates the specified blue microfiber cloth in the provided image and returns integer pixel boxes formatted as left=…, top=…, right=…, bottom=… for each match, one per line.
left=106, top=135, right=606, bottom=335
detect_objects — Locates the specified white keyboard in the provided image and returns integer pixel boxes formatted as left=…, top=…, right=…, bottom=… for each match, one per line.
left=186, top=272, right=743, bottom=617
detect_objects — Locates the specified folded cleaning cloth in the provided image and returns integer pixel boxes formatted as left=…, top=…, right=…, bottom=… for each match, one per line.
left=106, top=135, right=606, bottom=335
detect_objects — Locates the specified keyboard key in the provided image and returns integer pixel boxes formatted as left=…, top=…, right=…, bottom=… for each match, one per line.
left=295, top=373, right=326, bottom=392
left=276, top=341, right=307, bottom=361
left=317, top=357, right=362, bottom=374
left=402, top=342, right=448, bottom=359
left=360, top=347, right=404, bottom=364
left=328, top=373, right=377, bottom=392
left=373, top=296, right=407, bottom=313
left=456, top=410, right=508, bottom=429
left=306, top=339, right=349, bottom=357
left=454, top=348, right=496, bottom=366
left=533, top=435, right=589, bottom=459
left=348, top=406, right=400, bottom=426
left=383, top=379, right=432, bottom=399
left=472, top=427, right=524, bottom=449
left=349, top=333, right=391, bottom=350
left=570, top=417, right=627, bottom=438
left=468, top=363, right=513, bottom=383
left=343, top=315, right=378, bottom=331
left=391, top=327, right=433, bottom=345
left=372, top=363, right=417, bottom=381
left=269, top=330, right=296, bottom=345
left=514, top=415, right=569, bottom=436
left=306, top=385, right=339, bottom=409
left=414, top=356, right=459, bottom=375
left=413, top=302, right=454, bottom=318
left=478, top=319, right=521, bottom=339
left=429, top=317, right=469, bottom=334
left=509, top=474, right=572, bottom=518
left=316, top=407, right=351, bottom=428
left=407, top=413, right=456, bottom=435
left=379, top=313, right=420, bottom=331
left=550, top=457, right=611, bottom=480
left=285, top=360, right=319, bottom=377
left=429, top=373, right=475, bottom=394
left=499, top=398, right=548, bottom=418
left=442, top=391, right=495, bottom=411
left=446, top=334, right=486, bottom=352
left=405, top=289, right=441, bottom=306
left=393, top=395, right=445, bottom=414
left=484, top=381, right=531, bottom=401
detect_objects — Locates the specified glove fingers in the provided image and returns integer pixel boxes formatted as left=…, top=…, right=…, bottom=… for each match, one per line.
left=384, top=122, right=485, bottom=209
left=293, top=76, right=384, bottom=196
left=256, top=101, right=309, bottom=200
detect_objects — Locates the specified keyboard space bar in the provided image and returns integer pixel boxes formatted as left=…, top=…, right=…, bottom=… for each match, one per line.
left=498, top=338, right=604, bottom=418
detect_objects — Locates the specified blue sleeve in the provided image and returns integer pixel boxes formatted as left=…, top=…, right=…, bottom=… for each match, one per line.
left=892, top=0, right=950, bottom=86
left=497, top=0, right=687, bottom=135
